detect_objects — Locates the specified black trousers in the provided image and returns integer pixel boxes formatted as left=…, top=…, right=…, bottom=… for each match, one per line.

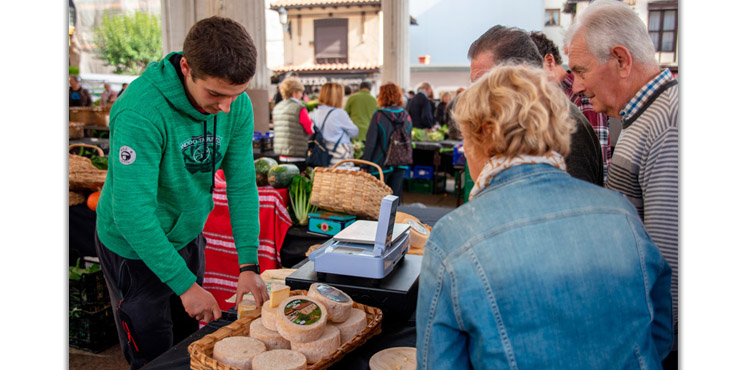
left=94, top=231, right=205, bottom=370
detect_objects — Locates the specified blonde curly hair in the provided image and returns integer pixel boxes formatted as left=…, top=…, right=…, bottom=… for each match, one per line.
left=280, top=77, right=304, bottom=99
left=452, top=64, right=575, bottom=159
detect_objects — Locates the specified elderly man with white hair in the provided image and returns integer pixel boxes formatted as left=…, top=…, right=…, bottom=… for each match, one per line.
left=565, top=0, right=678, bottom=366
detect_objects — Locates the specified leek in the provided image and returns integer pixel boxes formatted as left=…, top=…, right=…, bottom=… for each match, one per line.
left=290, top=175, right=317, bottom=225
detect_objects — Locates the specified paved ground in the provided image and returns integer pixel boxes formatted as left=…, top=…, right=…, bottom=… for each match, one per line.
left=69, top=344, right=129, bottom=370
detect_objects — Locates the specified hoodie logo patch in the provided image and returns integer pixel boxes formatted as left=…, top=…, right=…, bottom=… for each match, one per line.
left=119, top=146, right=136, bottom=165
left=180, top=134, right=223, bottom=174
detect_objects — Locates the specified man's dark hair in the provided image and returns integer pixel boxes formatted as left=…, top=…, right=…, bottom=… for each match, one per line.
left=467, top=25, right=542, bottom=67
left=359, top=81, right=371, bottom=90
left=183, top=16, right=257, bottom=85
left=529, top=31, right=562, bottom=65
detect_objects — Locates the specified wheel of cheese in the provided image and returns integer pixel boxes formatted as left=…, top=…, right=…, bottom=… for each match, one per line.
left=290, top=325, right=341, bottom=364
left=261, top=300, right=278, bottom=331
left=369, top=347, right=417, bottom=370
left=251, top=349, right=307, bottom=370
left=332, top=307, right=367, bottom=343
left=275, top=295, right=328, bottom=343
left=396, top=212, right=430, bottom=249
left=307, top=283, right=353, bottom=323
left=249, top=317, right=291, bottom=350
left=212, top=336, right=267, bottom=370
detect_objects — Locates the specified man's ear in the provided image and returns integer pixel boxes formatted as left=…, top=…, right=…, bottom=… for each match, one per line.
left=611, top=45, right=632, bottom=78
left=179, top=57, right=191, bottom=78
left=543, top=54, right=556, bottom=69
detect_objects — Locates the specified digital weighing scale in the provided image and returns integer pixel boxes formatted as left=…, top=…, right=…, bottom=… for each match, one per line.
left=307, top=195, right=410, bottom=279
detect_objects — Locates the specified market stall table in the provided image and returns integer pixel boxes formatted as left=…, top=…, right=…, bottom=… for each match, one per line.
left=141, top=205, right=454, bottom=370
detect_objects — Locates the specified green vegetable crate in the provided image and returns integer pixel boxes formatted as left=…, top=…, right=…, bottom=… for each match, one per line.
left=308, top=211, right=356, bottom=236
left=407, top=175, right=446, bottom=194
left=70, top=265, right=118, bottom=352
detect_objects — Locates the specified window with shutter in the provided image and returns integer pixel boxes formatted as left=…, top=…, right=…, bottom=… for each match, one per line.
left=314, top=18, right=348, bottom=64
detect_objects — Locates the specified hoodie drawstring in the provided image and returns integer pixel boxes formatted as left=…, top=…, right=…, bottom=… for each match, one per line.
left=211, top=116, right=217, bottom=193
left=203, top=119, right=217, bottom=194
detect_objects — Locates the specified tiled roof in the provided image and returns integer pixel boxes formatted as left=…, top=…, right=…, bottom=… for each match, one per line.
left=274, top=62, right=380, bottom=73
left=269, top=0, right=380, bottom=9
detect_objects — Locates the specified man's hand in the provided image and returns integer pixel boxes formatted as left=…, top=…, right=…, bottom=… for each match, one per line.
left=180, top=283, right=221, bottom=323
left=236, top=270, right=269, bottom=309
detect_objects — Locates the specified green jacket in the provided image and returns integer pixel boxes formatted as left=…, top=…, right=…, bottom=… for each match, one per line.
left=344, top=89, right=377, bottom=141
left=96, top=52, right=260, bottom=295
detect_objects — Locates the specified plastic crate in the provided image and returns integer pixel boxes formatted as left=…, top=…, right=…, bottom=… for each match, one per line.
left=407, top=178, right=433, bottom=194
left=453, top=144, right=466, bottom=166
left=69, top=305, right=118, bottom=353
left=69, top=269, right=111, bottom=311
left=412, top=165, right=434, bottom=180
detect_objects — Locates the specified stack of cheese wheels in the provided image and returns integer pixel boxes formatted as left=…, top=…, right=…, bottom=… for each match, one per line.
left=395, top=212, right=430, bottom=254
left=308, top=284, right=368, bottom=350
left=333, top=307, right=367, bottom=343
left=307, top=283, right=353, bottom=322
left=369, top=347, right=418, bottom=370
left=212, top=336, right=267, bottom=370
left=249, top=317, right=290, bottom=350
left=251, top=349, right=307, bottom=370
left=275, top=295, right=341, bottom=364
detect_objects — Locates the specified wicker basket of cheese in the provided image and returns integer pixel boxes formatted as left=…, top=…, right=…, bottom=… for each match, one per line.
left=188, top=288, right=383, bottom=370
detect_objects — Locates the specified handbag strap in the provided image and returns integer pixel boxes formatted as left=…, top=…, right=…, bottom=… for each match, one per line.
left=319, top=108, right=334, bottom=132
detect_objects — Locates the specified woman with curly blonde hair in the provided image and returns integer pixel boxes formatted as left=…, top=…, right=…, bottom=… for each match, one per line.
left=416, top=64, right=673, bottom=370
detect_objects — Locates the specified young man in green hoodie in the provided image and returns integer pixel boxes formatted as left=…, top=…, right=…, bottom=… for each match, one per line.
left=93, top=17, right=268, bottom=369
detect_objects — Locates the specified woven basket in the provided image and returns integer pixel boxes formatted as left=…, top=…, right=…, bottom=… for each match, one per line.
left=69, top=121, right=85, bottom=139
left=69, top=144, right=107, bottom=191
left=69, top=191, right=87, bottom=206
left=69, top=107, right=110, bottom=126
left=310, top=159, right=393, bottom=220
left=188, top=289, right=384, bottom=370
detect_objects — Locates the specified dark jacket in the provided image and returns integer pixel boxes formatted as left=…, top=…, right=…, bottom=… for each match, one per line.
left=69, top=87, right=93, bottom=107
left=567, top=102, right=604, bottom=186
left=407, top=92, right=434, bottom=129
left=361, top=106, right=413, bottom=174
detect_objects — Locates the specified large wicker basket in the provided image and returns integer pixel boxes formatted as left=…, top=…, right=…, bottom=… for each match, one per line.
left=188, top=289, right=384, bottom=370
left=69, top=144, right=107, bottom=191
left=310, top=159, right=393, bottom=220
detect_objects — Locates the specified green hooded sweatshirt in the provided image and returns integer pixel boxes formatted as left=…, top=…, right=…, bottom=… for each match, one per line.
left=96, top=52, right=260, bottom=295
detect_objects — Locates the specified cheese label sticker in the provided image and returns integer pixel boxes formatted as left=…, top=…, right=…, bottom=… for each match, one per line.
left=315, top=284, right=350, bottom=303
left=407, top=220, right=429, bottom=235
left=284, top=299, right=322, bottom=326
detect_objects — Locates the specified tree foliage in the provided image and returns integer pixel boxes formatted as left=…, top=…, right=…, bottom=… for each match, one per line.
left=94, top=11, right=162, bottom=75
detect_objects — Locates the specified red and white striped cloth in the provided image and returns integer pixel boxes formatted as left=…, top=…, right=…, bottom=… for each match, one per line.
left=202, top=170, right=293, bottom=311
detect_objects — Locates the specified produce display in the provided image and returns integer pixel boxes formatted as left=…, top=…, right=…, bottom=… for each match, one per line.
left=267, top=164, right=300, bottom=189
left=254, top=157, right=279, bottom=186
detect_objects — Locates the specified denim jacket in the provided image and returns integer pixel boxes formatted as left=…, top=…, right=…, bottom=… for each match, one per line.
left=416, top=164, right=672, bottom=370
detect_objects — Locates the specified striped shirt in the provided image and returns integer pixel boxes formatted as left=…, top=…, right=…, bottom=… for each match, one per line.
left=607, top=69, right=678, bottom=326
left=562, top=72, right=611, bottom=180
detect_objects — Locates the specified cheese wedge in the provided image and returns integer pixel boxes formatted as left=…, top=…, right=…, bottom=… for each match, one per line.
left=269, top=284, right=291, bottom=308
